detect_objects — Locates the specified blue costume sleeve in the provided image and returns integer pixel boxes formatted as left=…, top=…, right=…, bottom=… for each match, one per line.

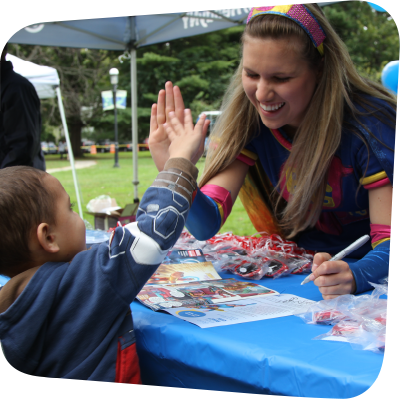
left=185, top=189, right=222, bottom=241
left=349, top=240, right=390, bottom=294
left=345, top=96, right=395, bottom=185
left=347, top=98, right=394, bottom=293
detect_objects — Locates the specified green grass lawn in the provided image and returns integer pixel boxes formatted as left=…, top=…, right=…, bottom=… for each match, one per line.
left=47, top=151, right=257, bottom=236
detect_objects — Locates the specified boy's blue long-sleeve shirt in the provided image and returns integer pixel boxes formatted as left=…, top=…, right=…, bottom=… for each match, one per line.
left=0, top=157, right=198, bottom=382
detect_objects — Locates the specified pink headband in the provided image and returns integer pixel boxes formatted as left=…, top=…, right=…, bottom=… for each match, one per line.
left=247, top=5, right=326, bottom=56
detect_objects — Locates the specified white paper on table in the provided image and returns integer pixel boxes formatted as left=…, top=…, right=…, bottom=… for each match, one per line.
left=163, top=294, right=316, bottom=328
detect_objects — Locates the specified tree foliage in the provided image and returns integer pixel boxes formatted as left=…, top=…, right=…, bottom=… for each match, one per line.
left=323, top=1, right=399, bottom=80
left=8, top=2, right=399, bottom=157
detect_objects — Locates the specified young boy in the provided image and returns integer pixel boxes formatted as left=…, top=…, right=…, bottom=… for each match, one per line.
left=0, top=111, right=208, bottom=382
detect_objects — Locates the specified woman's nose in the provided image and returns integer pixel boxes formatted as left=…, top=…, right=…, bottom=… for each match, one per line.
left=256, top=80, right=274, bottom=102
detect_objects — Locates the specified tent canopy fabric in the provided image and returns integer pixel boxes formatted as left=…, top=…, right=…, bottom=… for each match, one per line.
left=6, top=54, right=60, bottom=99
left=9, top=5, right=338, bottom=51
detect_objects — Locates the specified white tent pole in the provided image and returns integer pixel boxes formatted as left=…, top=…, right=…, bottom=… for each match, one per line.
left=131, top=48, right=139, bottom=203
left=56, top=87, right=84, bottom=219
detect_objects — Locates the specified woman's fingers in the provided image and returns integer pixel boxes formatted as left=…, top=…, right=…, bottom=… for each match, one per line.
left=202, top=119, right=210, bottom=139
left=150, top=103, right=158, bottom=134
left=156, top=89, right=166, bottom=126
left=173, top=85, right=185, bottom=123
left=312, top=252, right=331, bottom=272
left=307, top=252, right=331, bottom=282
left=165, top=81, right=175, bottom=120
left=312, top=261, right=345, bottom=285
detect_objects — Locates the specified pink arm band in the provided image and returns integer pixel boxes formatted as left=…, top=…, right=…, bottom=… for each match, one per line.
left=237, top=153, right=256, bottom=166
left=370, top=223, right=391, bottom=248
left=200, top=184, right=233, bottom=225
left=364, top=177, right=391, bottom=189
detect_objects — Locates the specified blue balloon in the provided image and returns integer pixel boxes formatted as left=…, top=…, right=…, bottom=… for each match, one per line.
left=381, top=61, right=399, bottom=94
left=368, top=2, right=386, bottom=12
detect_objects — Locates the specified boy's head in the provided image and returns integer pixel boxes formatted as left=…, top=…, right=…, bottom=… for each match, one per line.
left=0, top=166, right=86, bottom=277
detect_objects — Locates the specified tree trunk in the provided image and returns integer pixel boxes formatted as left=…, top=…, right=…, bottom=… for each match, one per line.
left=68, top=121, right=83, bottom=158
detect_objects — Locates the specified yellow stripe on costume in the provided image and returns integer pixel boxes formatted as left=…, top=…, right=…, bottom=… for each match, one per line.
left=240, top=148, right=258, bottom=161
left=372, top=237, right=390, bottom=249
left=360, top=171, right=387, bottom=185
left=216, top=202, right=225, bottom=229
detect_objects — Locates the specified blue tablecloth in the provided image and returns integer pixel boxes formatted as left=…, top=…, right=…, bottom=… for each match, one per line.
left=130, top=267, right=383, bottom=398
left=1, top=262, right=383, bottom=397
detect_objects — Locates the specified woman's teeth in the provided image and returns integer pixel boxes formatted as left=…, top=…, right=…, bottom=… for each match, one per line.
left=260, top=102, right=285, bottom=112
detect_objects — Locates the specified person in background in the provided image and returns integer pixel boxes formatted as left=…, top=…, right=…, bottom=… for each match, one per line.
left=58, top=140, right=66, bottom=159
left=0, top=43, right=46, bottom=170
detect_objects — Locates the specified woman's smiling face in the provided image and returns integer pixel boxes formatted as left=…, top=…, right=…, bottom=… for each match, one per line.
left=242, top=35, right=320, bottom=138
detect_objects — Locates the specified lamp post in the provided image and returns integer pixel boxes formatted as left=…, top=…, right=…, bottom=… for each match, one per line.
left=109, top=67, right=120, bottom=168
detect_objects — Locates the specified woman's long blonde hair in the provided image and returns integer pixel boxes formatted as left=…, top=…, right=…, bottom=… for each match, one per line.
left=199, top=3, right=396, bottom=238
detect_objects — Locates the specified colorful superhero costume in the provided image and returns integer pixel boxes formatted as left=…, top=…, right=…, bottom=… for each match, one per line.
left=186, top=97, right=394, bottom=293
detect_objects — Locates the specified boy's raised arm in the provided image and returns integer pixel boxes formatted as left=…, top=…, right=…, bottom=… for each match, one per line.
left=101, top=112, right=208, bottom=297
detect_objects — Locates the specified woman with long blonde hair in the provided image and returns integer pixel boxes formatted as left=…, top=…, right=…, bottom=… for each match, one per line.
left=149, top=4, right=395, bottom=298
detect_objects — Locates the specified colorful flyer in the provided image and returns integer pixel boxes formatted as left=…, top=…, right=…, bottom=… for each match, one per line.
left=146, top=262, right=221, bottom=285
left=137, top=278, right=279, bottom=311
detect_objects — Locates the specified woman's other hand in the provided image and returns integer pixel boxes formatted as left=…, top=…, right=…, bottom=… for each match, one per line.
left=149, top=82, right=185, bottom=171
left=309, top=252, right=356, bottom=299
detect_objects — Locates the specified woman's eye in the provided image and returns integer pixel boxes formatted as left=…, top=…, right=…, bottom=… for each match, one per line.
left=245, top=71, right=258, bottom=79
left=275, top=77, right=290, bottom=82
left=70, top=202, right=76, bottom=210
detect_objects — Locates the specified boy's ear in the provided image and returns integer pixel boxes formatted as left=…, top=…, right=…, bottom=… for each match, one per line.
left=37, top=223, right=60, bottom=253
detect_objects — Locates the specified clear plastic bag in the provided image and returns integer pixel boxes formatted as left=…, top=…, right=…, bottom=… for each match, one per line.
left=285, top=254, right=312, bottom=274
left=296, top=296, right=352, bottom=325
left=369, top=278, right=388, bottom=300
left=251, top=250, right=311, bottom=279
left=313, top=320, right=363, bottom=342
left=171, top=231, right=315, bottom=280
left=299, top=280, right=388, bottom=353
left=213, top=255, right=268, bottom=280
left=314, top=318, right=386, bottom=353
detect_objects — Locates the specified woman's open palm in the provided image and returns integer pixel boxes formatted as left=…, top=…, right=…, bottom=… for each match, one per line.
left=149, top=82, right=185, bottom=171
left=149, top=81, right=209, bottom=170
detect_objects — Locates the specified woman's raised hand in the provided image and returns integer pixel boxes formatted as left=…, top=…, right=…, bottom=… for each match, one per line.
left=164, top=110, right=209, bottom=162
left=149, top=82, right=186, bottom=171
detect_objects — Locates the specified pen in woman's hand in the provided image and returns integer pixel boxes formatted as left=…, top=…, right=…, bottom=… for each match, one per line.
left=301, top=235, right=370, bottom=285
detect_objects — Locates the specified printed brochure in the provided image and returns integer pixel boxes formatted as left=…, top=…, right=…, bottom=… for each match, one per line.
left=146, top=249, right=221, bottom=285
left=137, top=278, right=279, bottom=311
left=164, top=294, right=316, bottom=328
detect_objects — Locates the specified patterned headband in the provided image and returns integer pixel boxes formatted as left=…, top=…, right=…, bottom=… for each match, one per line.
left=246, top=5, right=326, bottom=56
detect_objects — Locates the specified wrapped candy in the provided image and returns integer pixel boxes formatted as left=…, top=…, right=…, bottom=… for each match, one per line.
left=173, top=231, right=315, bottom=280
left=297, top=281, right=388, bottom=353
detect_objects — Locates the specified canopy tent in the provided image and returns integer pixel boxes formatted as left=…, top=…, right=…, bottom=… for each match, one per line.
left=6, top=4, right=339, bottom=203
left=6, top=54, right=83, bottom=218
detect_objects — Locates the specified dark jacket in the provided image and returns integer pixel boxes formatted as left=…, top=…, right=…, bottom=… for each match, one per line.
left=0, top=158, right=198, bottom=382
left=0, top=60, right=45, bottom=170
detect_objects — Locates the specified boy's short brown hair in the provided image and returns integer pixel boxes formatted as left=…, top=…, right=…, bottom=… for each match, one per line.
left=0, top=166, right=56, bottom=277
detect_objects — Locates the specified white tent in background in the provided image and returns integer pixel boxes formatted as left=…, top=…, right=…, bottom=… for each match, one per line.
left=6, top=54, right=83, bottom=219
